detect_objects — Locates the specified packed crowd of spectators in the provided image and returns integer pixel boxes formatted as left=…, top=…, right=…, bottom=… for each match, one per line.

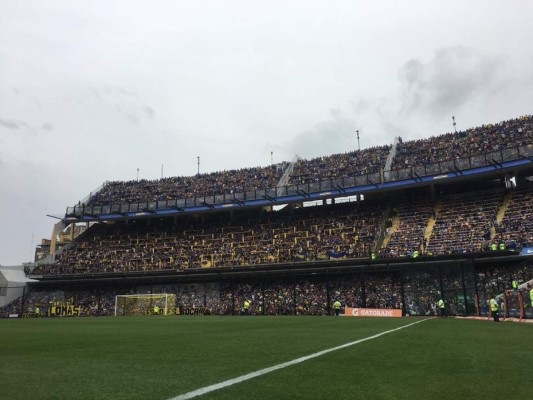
left=365, top=272, right=402, bottom=309
left=425, top=191, right=501, bottom=255
left=476, top=262, right=533, bottom=316
left=259, top=281, right=293, bottom=315
left=5, top=262, right=531, bottom=318
left=391, top=115, right=533, bottom=170
left=0, top=288, right=117, bottom=318
left=494, top=184, right=533, bottom=248
left=329, top=274, right=364, bottom=308
left=78, top=115, right=532, bottom=210
left=31, top=183, right=533, bottom=279
left=289, top=145, right=391, bottom=185
left=33, top=186, right=533, bottom=277
left=1, top=273, right=403, bottom=318
left=403, top=268, right=440, bottom=315
left=32, top=202, right=382, bottom=275
left=86, top=164, right=287, bottom=207
left=380, top=199, right=433, bottom=258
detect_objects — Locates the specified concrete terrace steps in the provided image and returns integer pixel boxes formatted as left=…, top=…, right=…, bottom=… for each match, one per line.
left=379, top=213, right=400, bottom=250
left=423, top=199, right=441, bottom=253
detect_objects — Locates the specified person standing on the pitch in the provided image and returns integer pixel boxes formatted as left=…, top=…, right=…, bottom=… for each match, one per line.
left=333, top=300, right=341, bottom=316
left=489, top=297, right=499, bottom=322
left=437, top=298, right=447, bottom=318
left=243, top=300, right=250, bottom=315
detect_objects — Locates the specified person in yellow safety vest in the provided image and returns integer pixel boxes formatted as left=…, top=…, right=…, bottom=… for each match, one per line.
left=243, top=300, right=250, bottom=315
left=153, top=305, right=159, bottom=315
left=437, top=299, right=447, bottom=318
left=370, top=251, right=376, bottom=260
left=512, top=280, right=518, bottom=290
left=529, top=284, right=533, bottom=307
left=35, top=306, right=40, bottom=318
left=333, top=300, right=341, bottom=316
left=499, top=243, right=505, bottom=250
left=412, top=250, right=419, bottom=258
left=490, top=243, right=497, bottom=251
left=489, top=298, right=499, bottom=322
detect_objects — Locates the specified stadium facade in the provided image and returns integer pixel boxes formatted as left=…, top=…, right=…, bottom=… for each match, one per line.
left=2, top=116, right=533, bottom=319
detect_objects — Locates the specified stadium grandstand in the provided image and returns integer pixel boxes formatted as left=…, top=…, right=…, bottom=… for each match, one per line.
left=2, top=115, right=533, bottom=320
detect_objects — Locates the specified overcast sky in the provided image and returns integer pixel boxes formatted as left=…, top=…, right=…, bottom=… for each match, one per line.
left=1, top=0, right=532, bottom=266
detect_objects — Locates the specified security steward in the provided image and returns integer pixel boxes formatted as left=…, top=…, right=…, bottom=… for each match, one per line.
left=153, top=305, right=160, bottom=315
left=243, top=300, right=250, bottom=315
left=437, top=298, right=447, bottom=317
left=489, top=298, right=499, bottom=322
left=333, top=300, right=341, bottom=316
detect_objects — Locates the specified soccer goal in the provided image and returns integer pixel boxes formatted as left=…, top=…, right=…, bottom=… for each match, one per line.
left=114, top=293, right=176, bottom=316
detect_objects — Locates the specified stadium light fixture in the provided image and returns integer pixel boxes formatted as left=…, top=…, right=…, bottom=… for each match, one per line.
left=356, top=130, right=360, bottom=151
left=452, top=116, right=457, bottom=133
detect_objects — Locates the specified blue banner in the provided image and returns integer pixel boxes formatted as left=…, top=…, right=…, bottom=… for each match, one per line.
left=519, top=247, right=533, bottom=256
left=327, top=250, right=346, bottom=258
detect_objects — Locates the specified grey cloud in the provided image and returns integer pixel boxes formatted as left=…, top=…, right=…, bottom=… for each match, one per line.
left=116, top=87, right=137, bottom=97
left=287, top=109, right=358, bottom=159
left=0, top=118, right=21, bottom=129
left=127, top=112, right=140, bottom=126
left=87, top=86, right=152, bottom=125
left=91, top=87, right=102, bottom=102
left=398, top=47, right=503, bottom=117
left=42, top=123, right=53, bottom=131
left=0, top=118, right=28, bottom=130
left=102, top=85, right=138, bottom=97
left=329, top=107, right=341, bottom=119
left=350, top=99, right=370, bottom=115
left=143, top=106, right=155, bottom=120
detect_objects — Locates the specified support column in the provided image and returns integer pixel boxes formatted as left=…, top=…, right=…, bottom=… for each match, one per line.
left=50, top=221, right=65, bottom=256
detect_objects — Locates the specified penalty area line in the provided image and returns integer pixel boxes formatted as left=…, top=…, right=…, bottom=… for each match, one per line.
left=168, top=317, right=434, bottom=400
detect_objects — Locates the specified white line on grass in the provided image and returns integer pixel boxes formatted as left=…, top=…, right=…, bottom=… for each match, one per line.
left=168, top=318, right=434, bottom=400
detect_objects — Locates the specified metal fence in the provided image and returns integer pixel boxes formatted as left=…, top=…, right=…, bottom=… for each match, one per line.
left=3, top=261, right=531, bottom=318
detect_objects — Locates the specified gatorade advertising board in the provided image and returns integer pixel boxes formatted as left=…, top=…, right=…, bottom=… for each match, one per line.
left=344, top=307, right=402, bottom=317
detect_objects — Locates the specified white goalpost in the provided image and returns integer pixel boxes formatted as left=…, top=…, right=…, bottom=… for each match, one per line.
left=114, top=293, right=176, bottom=316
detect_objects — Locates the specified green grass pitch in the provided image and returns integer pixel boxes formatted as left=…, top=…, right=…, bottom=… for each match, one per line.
left=1, top=316, right=531, bottom=399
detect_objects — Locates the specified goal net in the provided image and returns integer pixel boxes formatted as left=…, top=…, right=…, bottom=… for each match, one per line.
left=114, top=293, right=176, bottom=316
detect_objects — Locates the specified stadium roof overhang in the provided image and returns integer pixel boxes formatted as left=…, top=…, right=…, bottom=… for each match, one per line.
left=61, top=157, right=533, bottom=224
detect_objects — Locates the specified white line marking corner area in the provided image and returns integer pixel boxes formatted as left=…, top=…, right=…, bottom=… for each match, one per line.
left=168, top=318, right=434, bottom=400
